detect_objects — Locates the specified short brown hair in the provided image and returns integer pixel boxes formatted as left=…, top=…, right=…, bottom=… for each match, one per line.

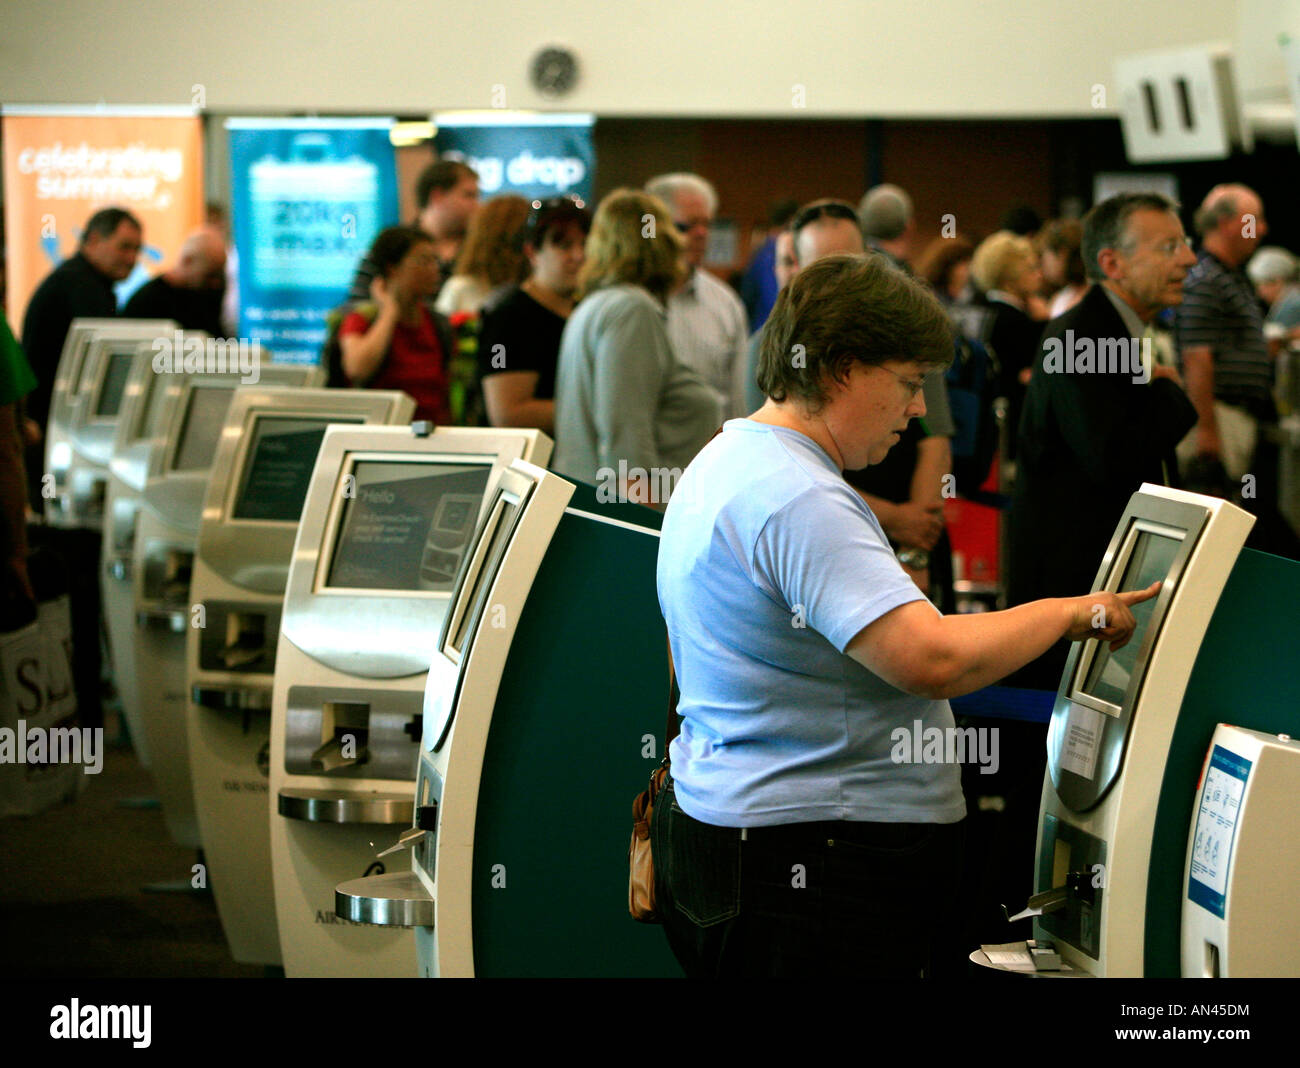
left=416, top=159, right=477, bottom=208
left=758, top=253, right=952, bottom=412
left=578, top=188, right=685, bottom=304
left=1038, top=218, right=1086, bottom=287
left=368, top=225, right=435, bottom=278
left=915, top=235, right=975, bottom=292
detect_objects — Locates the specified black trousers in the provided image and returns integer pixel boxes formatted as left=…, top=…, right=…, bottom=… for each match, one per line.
left=651, top=776, right=966, bottom=978
left=29, top=525, right=103, bottom=729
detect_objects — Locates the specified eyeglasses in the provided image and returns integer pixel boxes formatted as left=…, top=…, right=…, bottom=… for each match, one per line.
left=876, top=365, right=927, bottom=399
left=791, top=201, right=859, bottom=235
left=674, top=218, right=710, bottom=234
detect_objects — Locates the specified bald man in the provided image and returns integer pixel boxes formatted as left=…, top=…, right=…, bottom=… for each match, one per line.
left=1174, top=184, right=1298, bottom=555
left=858, top=183, right=916, bottom=271
left=123, top=227, right=228, bottom=335
left=1176, top=184, right=1269, bottom=476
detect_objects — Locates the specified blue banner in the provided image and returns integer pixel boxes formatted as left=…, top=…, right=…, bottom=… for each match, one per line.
left=433, top=114, right=594, bottom=204
left=226, top=118, right=399, bottom=364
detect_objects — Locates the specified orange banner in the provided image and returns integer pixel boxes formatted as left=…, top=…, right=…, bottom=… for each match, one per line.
left=2, top=110, right=204, bottom=329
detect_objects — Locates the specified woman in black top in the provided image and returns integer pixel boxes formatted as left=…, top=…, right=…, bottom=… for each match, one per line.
left=479, top=197, right=591, bottom=432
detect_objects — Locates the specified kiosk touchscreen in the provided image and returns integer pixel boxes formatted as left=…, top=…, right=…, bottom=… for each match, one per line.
left=1181, top=724, right=1300, bottom=977
left=335, top=461, right=680, bottom=978
left=132, top=364, right=322, bottom=848
left=100, top=338, right=204, bottom=767
left=44, top=321, right=176, bottom=530
left=1029, top=483, right=1300, bottom=975
left=186, top=389, right=415, bottom=967
left=270, top=426, right=551, bottom=977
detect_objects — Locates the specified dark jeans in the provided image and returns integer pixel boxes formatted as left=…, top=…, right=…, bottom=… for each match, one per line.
left=29, top=525, right=102, bottom=729
left=651, top=775, right=965, bottom=978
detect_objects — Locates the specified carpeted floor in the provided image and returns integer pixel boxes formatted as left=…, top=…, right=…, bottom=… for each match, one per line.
left=0, top=714, right=264, bottom=978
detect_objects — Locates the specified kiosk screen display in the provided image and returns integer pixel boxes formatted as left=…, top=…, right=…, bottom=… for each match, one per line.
left=129, top=372, right=160, bottom=442
left=233, top=416, right=360, bottom=522
left=94, top=350, right=136, bottom=418
left=325, top=460, right=491, bottom=592
left=76, top=337, right=107, bottom=393
left=170, top=385, right=235, bottom=472
left=1077, top=527, right=1182, bottom=711
left=451, top=497, right=519, bottom=653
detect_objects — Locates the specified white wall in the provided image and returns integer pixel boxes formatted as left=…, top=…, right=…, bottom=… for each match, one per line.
left=1236, top=0, right=1300, bottom=99
left=0, top=0, right=1240, bottom=118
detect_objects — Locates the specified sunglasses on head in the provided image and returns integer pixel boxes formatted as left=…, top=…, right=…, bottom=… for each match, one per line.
left=528, top=194, right=586, bottom=220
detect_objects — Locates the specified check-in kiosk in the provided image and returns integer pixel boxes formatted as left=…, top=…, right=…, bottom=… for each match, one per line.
left=46, top=318, right=119, bottom=458
left=101, top=337, right=207, bottom=767
left=44, top=320, right=175, bottom=530
left=271, top=426, right=551, bottom=977
left=186, top=389, right=415, bottom=966
left=335, top=462, right=680, bottom=977
left=1029, top=483, right=1300, bottom=976
left=132, top=363, right=321, bottom=848
left=1182, top=724, right=1300, bottom=977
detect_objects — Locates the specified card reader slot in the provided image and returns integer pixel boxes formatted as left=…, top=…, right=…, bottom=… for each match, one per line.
left=221, top=611, right=268, bottom=670
left=312, top=702, right=371, bottom=772
left=142, top=548, right=194, bottom=606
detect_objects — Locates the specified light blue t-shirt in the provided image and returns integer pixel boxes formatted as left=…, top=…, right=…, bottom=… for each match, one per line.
left=657, top=419, right=967, bottom=827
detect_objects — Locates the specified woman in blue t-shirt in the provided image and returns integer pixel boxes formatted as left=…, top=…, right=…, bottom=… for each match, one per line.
left=652, top=253, right=1158, bottom=978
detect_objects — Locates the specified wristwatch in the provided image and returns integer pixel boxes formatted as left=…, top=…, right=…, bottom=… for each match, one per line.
left=897, top=547, right=930, bottom=569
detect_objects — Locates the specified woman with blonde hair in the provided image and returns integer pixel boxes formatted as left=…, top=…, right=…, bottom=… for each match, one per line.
left=435, top=194, right=531, bottom=317
left=552, top=188, right=719, bottom=504
left=971, top=230, right=1044, bottom=458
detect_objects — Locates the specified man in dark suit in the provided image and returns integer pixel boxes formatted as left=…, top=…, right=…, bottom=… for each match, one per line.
left=20, top=205, right=142, bottom=731
left=1009, top=193, right=1198, bottom=689
left=965, top=196, right=1199, bottom=947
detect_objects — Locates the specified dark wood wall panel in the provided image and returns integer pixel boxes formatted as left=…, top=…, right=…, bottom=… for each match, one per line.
left=593, top=117, right=1058, bottom=270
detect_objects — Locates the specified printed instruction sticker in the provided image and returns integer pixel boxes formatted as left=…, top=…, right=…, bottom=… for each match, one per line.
left=1188, top=745, right=1251, bottom=919
left=1059, top=704, right=1102, bottom=780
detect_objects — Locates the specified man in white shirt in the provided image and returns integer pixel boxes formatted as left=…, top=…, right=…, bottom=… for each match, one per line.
left=646, top=173, right=750, bottom=418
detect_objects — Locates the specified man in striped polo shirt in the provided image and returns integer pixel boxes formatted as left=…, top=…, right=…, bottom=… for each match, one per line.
left=1176, top=184, right=1297, bottom=555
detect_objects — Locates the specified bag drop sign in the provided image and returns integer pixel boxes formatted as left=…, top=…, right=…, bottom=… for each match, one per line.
left=434, top=116, right=594, bottom=202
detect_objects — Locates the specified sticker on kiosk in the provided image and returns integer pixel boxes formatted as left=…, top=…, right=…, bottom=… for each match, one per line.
left=1187, top=744, right=1251, bottom=919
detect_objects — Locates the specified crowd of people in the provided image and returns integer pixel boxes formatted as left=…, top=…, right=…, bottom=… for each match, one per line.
left=5, top=152, right=1299, bottom=979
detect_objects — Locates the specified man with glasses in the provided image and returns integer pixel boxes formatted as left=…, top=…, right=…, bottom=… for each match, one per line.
left=346, top=160, right=480, bottom=304
left=1010, top=192, right=1198, bottom=686
left=646, top=173, right=749, bottom=419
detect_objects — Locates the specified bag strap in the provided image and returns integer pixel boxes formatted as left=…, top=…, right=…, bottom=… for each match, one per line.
left=663, top=633, right=680, bottom=762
